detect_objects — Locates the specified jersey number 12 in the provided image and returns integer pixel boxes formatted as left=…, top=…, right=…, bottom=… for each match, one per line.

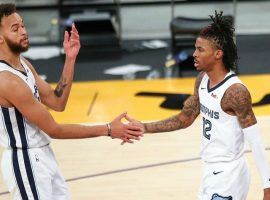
left=203, top=117, right=212, bottom=140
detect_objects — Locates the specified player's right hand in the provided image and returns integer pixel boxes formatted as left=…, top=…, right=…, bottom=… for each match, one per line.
left=109, top=112, right=143, bottom=144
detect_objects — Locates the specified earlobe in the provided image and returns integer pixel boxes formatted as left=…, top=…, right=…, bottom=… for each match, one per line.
left=215, top=50, right=223, bottom=60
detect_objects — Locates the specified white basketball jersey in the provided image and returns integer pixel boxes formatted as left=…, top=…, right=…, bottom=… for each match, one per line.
left=199, top=72, right=244, bottom=163
left=0, top=59, right=50, bottom=149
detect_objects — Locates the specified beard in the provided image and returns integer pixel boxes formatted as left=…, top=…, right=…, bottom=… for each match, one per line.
left=5, top=36, right=29, bottom=53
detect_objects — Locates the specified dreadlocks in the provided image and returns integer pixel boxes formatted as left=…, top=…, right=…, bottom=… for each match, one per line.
left=0, top=3, right=16, bottom=25
left=199, top=11, right=238, bottom=71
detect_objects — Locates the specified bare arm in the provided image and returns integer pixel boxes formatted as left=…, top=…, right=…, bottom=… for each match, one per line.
left=23, top=23, right=80, bottom=112
left=0, top=72, right=142, bottom=141
left=223, top=84, right=270, bottom=197
left=143, top=72, right=204, bottom=133
left=221, top=83, right=256, bottom=128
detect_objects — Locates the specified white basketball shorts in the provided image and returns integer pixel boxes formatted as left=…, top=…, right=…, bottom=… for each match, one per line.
left=198, top=156, right=250, bottom=200
left=1, top=145, right=70, bottom=200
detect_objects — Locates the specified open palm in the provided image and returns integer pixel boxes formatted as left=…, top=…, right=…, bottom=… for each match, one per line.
left=63, top=23, right=81, bottom=59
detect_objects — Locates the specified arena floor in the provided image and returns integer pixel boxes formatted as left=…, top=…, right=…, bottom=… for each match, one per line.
left=1, top=74, right=270, bottom=199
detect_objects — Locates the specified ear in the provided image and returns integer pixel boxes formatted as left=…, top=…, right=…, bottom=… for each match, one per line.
left=215, top=49, right=223, bottom=60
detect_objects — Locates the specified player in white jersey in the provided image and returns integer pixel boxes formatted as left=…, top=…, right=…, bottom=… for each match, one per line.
left=126, top=11, right=270, bottom=199
left=0, top=3, right=143, bottom=200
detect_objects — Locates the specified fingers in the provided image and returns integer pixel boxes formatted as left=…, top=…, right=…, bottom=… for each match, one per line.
left=121, top=137, right=133, bottom=144
left=125, top=130, right=143, bottom=139
left=66, top=23, right=79, bottom=43
left=124, top=114, right=134, bottom=122
left=64, top=31, right=69, bottom=42
left=71, top=23, right=78, bottom=34
left=125, top=123, right=143, bottom=132
left=114, top=112, right=127, bottom=121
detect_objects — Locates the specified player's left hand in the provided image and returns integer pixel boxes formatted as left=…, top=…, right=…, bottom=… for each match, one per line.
left=63, top=23, right=81, bottom=59
left=264, top=188, right=270, bottom=200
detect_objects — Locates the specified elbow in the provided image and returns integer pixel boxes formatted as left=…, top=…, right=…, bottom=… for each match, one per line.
left=46, top=124, right=61, bottom=139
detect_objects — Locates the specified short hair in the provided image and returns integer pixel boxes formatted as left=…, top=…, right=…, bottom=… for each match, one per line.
left=0, top=3, right=16, bottom=25
left=199, top=11, right=238, bottom=71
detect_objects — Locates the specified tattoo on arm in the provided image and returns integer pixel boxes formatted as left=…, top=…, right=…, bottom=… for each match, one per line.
left=222, top=84, right=257, bottom=128
left=54, top=76, right=68, bottom=97
left=144, top=72, right=204, bottom=133
left=144, top=115, right=184, bottom=133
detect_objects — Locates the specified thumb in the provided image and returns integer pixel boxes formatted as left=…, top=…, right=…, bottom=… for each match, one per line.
left=125, top=114, right=134, bottom=122
left=114, top=112, right=127, bottom=121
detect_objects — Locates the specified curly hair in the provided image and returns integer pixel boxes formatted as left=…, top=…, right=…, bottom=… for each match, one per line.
left=0, top=3, right=16, bottom=25
left=199, top=11, right=238, bottom=71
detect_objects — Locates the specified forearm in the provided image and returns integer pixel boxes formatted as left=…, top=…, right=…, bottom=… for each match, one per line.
left=49, top=123, right=108, bottom=139
left=143, top=114, right=190, bottom=133
left=53, top=57, right=76, bottom=110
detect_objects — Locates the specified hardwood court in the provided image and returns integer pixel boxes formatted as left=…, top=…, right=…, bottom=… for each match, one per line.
left=1, top=74, right=270, bottom=199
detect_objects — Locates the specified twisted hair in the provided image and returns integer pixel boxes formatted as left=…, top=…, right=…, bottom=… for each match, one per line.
left=199, top=11, right=238, bottom=71
left=0, top=3, right=16, bottom=25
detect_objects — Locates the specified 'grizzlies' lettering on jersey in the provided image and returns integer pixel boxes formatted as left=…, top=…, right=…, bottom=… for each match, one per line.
left=200, top=103, right=219, bottom=119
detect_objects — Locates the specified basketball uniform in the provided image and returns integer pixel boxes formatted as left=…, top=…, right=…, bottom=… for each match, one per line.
left=0, top=59, right=70, bottom=200
left=197, top=72, right=250, bottom=200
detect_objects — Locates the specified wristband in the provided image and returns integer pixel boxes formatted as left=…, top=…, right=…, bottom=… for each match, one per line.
left=106, top=123, right=112, bottom=137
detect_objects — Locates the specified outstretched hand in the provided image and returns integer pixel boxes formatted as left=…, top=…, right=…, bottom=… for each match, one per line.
left=110, top=112, right=143, bottom=144
left=63, top=23, right=81, bottom=59
left=121, top=114, right=145, bottom=145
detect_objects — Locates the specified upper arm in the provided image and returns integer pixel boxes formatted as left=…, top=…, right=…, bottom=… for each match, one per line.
left=0, top=72, right=59, bottom=136
left=222, top=83, right=257, bottom=128
left=22, top=57, right=58, bottom=109
left=178, top=72, right=204, bottom=126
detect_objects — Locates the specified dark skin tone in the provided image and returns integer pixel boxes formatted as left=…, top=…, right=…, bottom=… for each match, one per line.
left=126, top=37, right=270, bottom=199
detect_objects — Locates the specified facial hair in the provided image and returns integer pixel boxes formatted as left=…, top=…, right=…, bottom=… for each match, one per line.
left=5, top=36, right=29, bottom=53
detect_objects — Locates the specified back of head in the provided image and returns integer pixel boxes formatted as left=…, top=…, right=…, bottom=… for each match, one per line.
left=0, top=3, right=16, bottom=25
left=199, top=11, right=238, bottom=72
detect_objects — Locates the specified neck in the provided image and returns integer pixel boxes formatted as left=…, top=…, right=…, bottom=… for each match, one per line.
left=0, top=48, right=21, bottom=68
left=206, top=65, right=229, bottom=87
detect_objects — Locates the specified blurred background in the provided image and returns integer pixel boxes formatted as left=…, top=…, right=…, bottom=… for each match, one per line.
left=1, top=0, right=270, bottom=82
left=1, top=1, right=270, bottom=199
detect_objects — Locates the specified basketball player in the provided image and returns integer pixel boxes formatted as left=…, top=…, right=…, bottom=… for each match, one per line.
left=127, top=11, right=270, bottom=199
left=0, top=3, right=143, bottom=200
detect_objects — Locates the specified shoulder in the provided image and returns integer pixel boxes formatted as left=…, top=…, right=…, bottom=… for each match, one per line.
left=225, top=83, right=250, bottom=99
left=0, top=71, right=27, bottom=93
left=194, top=72, right=205, bottom=93
left=223, top=83, right=252, bottom=109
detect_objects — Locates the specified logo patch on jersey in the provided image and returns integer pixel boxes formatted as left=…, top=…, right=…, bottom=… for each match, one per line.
left=213, top=171, right=223, bottom=175
left=211, top=193, right=232, bottom=200
left=35, top=154, right=39, bottom=162
left=211, top=93, right=218, bottom=99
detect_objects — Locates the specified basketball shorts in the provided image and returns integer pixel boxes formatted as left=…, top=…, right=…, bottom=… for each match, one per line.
left=198, top=156, right=250, bottom=200
left=1, top=145, right=70, bottom=200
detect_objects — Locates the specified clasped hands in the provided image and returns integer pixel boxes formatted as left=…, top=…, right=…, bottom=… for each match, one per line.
left=109, top=112, right=145, bottom=144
